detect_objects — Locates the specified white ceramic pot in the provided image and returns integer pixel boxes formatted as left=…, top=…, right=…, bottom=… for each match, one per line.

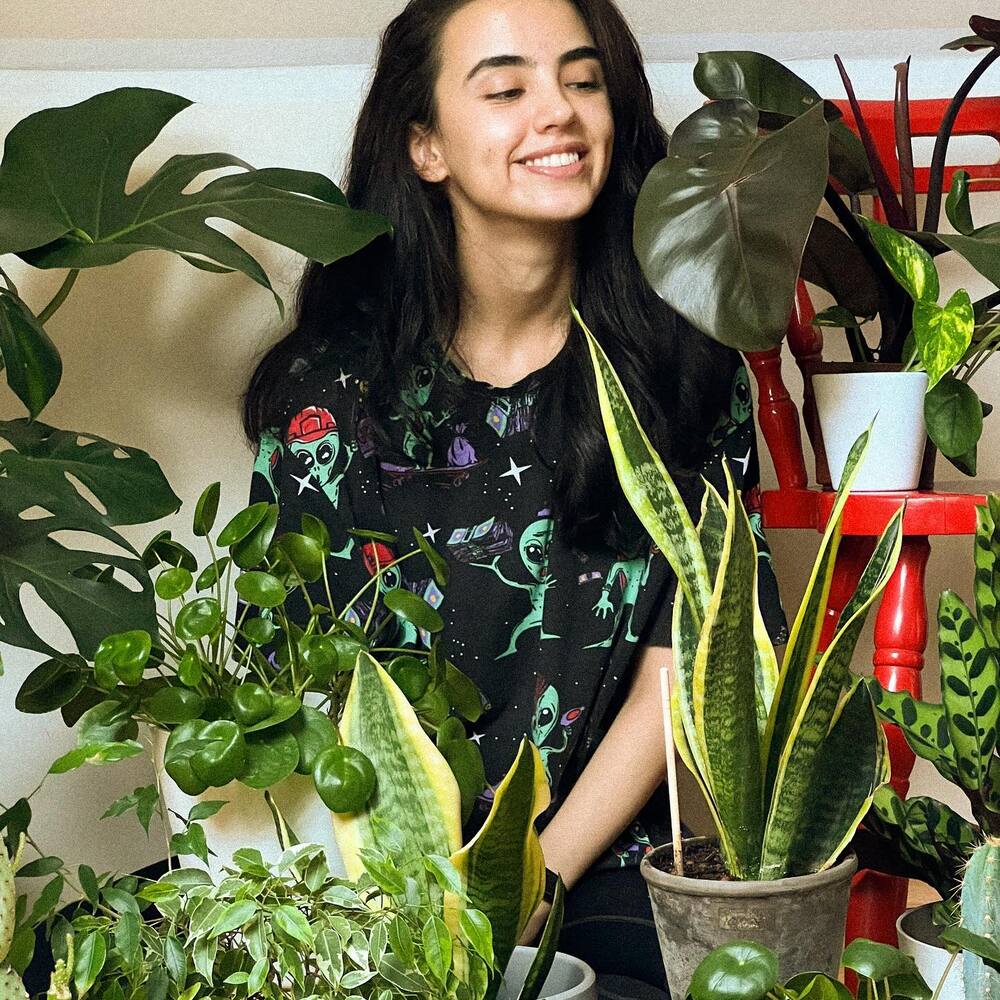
left=151, top=726, right=346, bottom=880
left=897, top=903, right=964, bottom=1000
left=499, top=947, right=597, bottom=1000
left=812, top=370, right=929, bottom=491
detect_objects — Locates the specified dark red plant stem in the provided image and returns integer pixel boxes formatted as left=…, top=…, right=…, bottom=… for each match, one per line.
left=894, top=57, right=917, bottom=229
left=834, top=53, right=909, bottom=229
left=923, top=46, right=1000, bottom=232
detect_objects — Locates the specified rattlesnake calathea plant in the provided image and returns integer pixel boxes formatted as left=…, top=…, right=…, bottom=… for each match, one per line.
left=574, top=302, right=902, bottom=880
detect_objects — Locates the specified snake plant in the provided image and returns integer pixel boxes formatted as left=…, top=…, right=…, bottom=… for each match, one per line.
left=575, top=301, right=902, bottom=880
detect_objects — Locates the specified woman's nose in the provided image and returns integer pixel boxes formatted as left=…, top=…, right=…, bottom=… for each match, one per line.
left=532, top=81, right=577, bottom=131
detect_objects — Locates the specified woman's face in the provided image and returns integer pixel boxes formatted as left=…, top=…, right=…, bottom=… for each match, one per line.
left=409, top=0, right=614, bottom=229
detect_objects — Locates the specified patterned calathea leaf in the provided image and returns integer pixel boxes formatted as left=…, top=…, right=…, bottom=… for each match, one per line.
left=0, top=86, right=392, bottom=417
left=0, top=418, right=178, bottom=658
left=974, top=498, right=1000, bottom=649
left=867, top=678, right=960, bottom=783
left=938, top=589, right=1000, bottom=790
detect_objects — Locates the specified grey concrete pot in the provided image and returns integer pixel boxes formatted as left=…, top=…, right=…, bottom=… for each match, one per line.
left=640, top=837, right=858, bottom=1000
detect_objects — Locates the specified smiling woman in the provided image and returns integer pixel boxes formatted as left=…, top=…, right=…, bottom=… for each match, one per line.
left=241, top=0, right=787, bottom=995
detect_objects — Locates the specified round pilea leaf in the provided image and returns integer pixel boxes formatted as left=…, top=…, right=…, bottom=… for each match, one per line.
left=241, top=617, right=276, bottom=646
left=216, top=502, right=269, bottom=548
left=383, top=588, right=444, bottom=633
left=687, top=941, right=778, bottom=1000
left=196, top=556, right=230, bottom=592
left=234, top=571, right=286, bottom=609
left=193, top=481, right=221, bottom=538
left=174, top=598, right=222, bottom=641
left=155, top=566, right=194, bottom=601
left=94, top=630, right=152, bottom=687
left=313, top=745, right=376, bottom=813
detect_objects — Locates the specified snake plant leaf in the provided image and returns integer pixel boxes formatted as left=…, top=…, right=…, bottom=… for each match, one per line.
left=937, top=590, right=1000, bottom=789
left=446, top=740, right=549, bottom=991
left=516, top=875, right=565, bottom=1000
left=692, top=462, right=763, bottom=878
left=0, top=87, right=392, bottom=321
left=975, top=501, right=1000, bottom=648
left=867, top=680, right=960, bottom=783
left=332, top=651, right=462, bottom=880
left=0, top=419, right=176, bottom=657
left=782, top=678, right=889, bottom=876
left=0, top=292, right=62, bottom=419
left=760, top=506, right=902, bottom=877
left=633, top=98, right=829, bottom=352
left=692, top=50, right=874, bottom=194
left=762, top=426, right=871, bottom=801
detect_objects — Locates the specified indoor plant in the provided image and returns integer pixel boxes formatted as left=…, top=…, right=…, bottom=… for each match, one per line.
left=631, top=15, right=1000, bottom=487
left=858, top=494, right=1000, bottom=998
left=574, top=303, right=902, bottom=996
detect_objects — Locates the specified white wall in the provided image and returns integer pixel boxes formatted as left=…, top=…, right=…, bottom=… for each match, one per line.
left=1, top=13, right=996, bottom=882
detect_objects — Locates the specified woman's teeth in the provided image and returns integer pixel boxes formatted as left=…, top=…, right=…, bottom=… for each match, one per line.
left=522, top=151, right=581, bottom=167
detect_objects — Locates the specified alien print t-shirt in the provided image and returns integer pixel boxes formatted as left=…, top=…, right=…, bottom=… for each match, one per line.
left=242, top=335, right=788, bottom=872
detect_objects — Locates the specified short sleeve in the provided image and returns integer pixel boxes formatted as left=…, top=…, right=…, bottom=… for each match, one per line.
left=639, top=359, right=789, bottom=649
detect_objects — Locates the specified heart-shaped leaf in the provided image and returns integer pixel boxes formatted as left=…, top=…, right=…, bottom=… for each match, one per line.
left=634, top=98, right=828, bottom=351
left=859, top=215, right=939, bottom=303
left=924, top=376, right=984, bottom=458
left=913, top=288, right=975, bottom=389
left=0, top=419, right=175, bottom=658
left=0, top=87, right=392, bottom=322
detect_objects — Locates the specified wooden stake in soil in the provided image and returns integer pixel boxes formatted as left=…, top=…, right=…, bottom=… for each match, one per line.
left=660, top=665, right=684, bottom=876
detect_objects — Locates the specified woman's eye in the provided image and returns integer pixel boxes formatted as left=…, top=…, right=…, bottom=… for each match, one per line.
left=487, top=89, right=522, bottom=100
left=570, top=81, right=602, bottom=90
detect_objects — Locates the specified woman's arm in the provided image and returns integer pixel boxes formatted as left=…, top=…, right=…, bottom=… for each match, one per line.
left=517, top=642, right=673, bottom=945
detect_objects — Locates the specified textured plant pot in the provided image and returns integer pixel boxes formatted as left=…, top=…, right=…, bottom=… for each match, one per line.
left=151, top=726, right=346, bottom=880
left=640, top=838, right=858, bottom=1000
left=499, top=947, right=597, bottom=1000
left=897, top=903, right=965, bottom=1000
left=812, top=368, right=929, bottom=491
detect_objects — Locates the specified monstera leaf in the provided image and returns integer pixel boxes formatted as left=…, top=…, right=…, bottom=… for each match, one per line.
left=0, top=418, right=178, bottom=658
left=0, top=86, right=393, bottom=416
left=634, top=98, right=829, bottom=352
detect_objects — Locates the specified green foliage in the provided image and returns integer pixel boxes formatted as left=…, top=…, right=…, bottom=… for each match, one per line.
left=581, top=302, right=897, bottom=879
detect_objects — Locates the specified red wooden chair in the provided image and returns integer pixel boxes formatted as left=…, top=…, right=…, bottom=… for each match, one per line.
left=746, top=95, right=1000, bottom=946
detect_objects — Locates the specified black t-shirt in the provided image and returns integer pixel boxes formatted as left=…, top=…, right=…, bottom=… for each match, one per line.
left=242, top=336, right=787, bottom=871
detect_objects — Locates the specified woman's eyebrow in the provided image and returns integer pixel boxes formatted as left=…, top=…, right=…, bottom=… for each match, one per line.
left=464, top=45, right=604, bottom=84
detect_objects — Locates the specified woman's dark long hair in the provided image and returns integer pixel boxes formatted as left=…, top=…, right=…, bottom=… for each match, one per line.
left=241, top=0, right=740, bottom=557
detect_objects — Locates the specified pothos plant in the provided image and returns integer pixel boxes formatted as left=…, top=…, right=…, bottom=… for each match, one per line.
left=13, top=481, right=489, bottom=829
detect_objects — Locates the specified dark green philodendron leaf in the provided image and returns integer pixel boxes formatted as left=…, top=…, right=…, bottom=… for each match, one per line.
left=913, top=288, right=975, bottom=390
left=0, top=291, right=62, bottom=418
left=974, top=500, right=1000, bottom=648
left=938, top=222, right=1000, bottom=288
left=633, top=98, right=829, bottom=352
left=937, top=589, right=1000, bottom=789
left=946, top=170, right=975, bottom=235
left=687, top=940, right=779, bottom=1000
left=0, top=88, right=393, bottom=321
left=867, top=679, right=960, bottom=782
left=924, top=376, right=984, bottom=459
left=859, top=215, right=939, bottom=303
left=693, top=50, right=874, bottom=194
left=0, top=419, right=176, bottom=657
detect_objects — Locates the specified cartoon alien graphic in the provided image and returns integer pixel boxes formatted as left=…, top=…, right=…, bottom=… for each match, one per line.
left=471, top=511, right=559, bottom=659
left=706, top=364, right=753, bottom=451
left=342, top=541, right=443, bottom=648
left=742, top=484, right=772, bottom=565
left=389, top=364, right=454, bottom=466
left=585, top=549, right=652, bottom=648
left=531, top=677, right=584, bottom=785
left=285, top=405, right=357, bottom=559
left=612, top=820, right=654, bottom=867
left=252, top=429, right=283, bottom=501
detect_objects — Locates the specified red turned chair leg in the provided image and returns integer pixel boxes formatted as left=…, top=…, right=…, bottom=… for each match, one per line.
left=846, top=536, right=930, bottom=950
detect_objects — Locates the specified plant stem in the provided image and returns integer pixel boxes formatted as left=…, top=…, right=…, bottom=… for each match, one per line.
left=0, top=264, right=19, bottom=298
left=930, top=949, right=959, bottom=1000
left=36, top=270, right=80, bottom=326
left=923, top=46, right=1000, bottom=232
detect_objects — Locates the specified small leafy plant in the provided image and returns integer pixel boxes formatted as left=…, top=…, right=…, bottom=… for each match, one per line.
left=14, top=482, right=489, bottom=825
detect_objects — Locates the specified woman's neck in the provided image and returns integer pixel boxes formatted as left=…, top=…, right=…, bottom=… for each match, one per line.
left=450, top=216, right=576, bottom=387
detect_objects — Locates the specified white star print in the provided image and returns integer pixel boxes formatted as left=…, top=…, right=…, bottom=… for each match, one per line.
left=335, top=368, right=351, bottom=388
left=735, top=446, right=752, bottom=475
left=499, top=457, right=531, bottom=486
left=291, top=472, right=318, bottom=495
left=470, top=732, right=483, bottom=744
left=422, top=523, right=440, bottom=543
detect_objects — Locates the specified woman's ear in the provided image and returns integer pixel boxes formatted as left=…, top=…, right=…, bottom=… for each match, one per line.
left=408, top=122, right=449, bottom=183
